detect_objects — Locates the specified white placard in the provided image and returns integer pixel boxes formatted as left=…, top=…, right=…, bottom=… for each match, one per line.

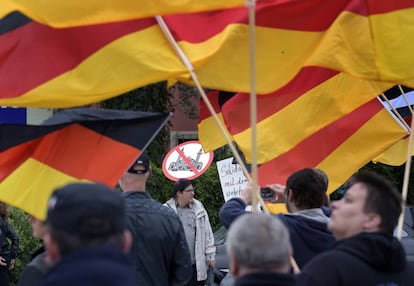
left=216, top=157, right=249, bottom=202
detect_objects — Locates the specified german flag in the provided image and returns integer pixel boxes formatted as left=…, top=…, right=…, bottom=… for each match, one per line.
left=1, top=1, right=414, bottom=108
left=0, top=108, right=171, bottom=219
left=0, top=0, right=244, bottom=27
left=0, top=12, right=185, bottom=108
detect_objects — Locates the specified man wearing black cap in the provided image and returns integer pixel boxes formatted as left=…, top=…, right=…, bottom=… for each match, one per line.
left=119, top=152, right=192, bottom=286
left=42, top=182, right=136, bottom=286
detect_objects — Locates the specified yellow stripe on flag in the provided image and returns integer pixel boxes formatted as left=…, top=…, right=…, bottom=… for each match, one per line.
left=198, top=113, right=230, bottom=152
left=318, top=109, right=407, bottom=194
left=0, top=158, right=91, bottom=220
left=372, top=137, right=412, bottom=166
left=232, top=74, right=393, bottom=163
left=0, top=0, right=245, bottom=27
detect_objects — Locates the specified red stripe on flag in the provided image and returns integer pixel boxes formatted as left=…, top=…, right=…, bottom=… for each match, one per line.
left=0, top=140, right=37, bottom=182
left=164, top=0, right=414, bottom=43
left=0, top=18, right=154, bottom=98
left=30, top=124, right=139, bottom=184
left=221, top=67, right=338, bottom=135
left=198, top=90, right=221, bottom=123
left=257, top=98, right=383, bottom=185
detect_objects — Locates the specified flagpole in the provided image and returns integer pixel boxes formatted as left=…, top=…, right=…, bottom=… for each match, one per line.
left=247, top=0, right=259, bottom=213
left=396, top=87, right=413, bottom=240
left=380, top=93, right=410, bottom=131
left=155, top=15, right=268, bottom=210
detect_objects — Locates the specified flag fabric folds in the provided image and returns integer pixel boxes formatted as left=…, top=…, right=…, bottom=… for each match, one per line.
left=1, top=1, right=414, bottom=108
left=256, top=97, right=407, bottom=194
left=197, top=90, right=233, bottom=152
left=372, top=90, right=414, bottom=166
left=197, top=68, right=408, bottom=194
left=0, top=108, right=171, bottom=219
left=220, top=67, right=395, bottom=164
left=0, top=0, right=245, bottom=27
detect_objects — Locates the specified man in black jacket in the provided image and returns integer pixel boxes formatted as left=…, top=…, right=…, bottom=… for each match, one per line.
left=119, top=152, right=192, bottom=286
left=297, top=171, right=414, bottom=285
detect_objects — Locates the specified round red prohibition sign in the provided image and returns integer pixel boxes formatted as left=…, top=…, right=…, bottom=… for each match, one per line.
left=162, top=141, right=214, bottom=181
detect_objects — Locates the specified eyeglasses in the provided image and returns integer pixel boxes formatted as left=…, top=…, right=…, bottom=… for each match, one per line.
left=183, top=189, right=195, bottom=193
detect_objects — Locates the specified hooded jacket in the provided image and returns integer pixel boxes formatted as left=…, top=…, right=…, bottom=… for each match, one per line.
left=164, top=198, right=216, bottom=281
left=297, top=232, right=414, bottom=286
left=219, top=198, right=335, bottom=268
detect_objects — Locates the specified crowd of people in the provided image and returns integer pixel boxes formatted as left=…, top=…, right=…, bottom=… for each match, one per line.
left=1, top=153, right=414, bottom=286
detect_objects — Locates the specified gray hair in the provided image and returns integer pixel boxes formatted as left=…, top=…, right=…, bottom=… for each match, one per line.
left=226, top=213, right=291, bottom=271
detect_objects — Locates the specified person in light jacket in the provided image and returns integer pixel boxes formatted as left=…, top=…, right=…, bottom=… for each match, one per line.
left=165, top=178, right=216, bottom=286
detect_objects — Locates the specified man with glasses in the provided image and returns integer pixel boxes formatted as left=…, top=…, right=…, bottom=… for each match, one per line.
left=297, top=171, right=414, bottom=285
left=164, top=178, right=216, bottom=286
left=119, top=153, right=192, bottom=286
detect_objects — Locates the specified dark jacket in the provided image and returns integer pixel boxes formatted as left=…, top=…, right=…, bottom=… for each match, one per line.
left=219, top=198, right=335, bottom=268
left=234, top=272, right=295, bottom=286
left=0, top=215, right=19, bottom=259
left=297, top=232, right=414, bottom=286
left=122, top=191, right=192, bottom=286
left=41, top=246, right=136, bottom=286
left=17, top=251, right=48, bottom=286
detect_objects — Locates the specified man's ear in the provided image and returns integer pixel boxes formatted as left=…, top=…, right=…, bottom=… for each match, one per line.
left=146, top=167, right=152, bottom=179
left=286, top=189, right=294, bottom=202
left=122, top=230, right=133, bottom=254
left=364, top=213, right=381, bottom=231
left=43, top=232, right=61, bottom=265
left=229, top=252, right=239, bottom=279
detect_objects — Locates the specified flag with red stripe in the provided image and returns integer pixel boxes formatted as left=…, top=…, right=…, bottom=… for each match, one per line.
left=0, top=0, right=244, bottom=27
left=1, top=1, right=414, bottom=108
left=0, top=108, right=171, bottom=219
left=256, top=98, right=407, bottom=194
left=208, top=67, right=407, bottom=194
left=197, top=90, right=234, bottom=152
left=221, top=67, right=396, bottom=164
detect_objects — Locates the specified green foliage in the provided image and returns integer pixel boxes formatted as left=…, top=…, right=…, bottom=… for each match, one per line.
left=8, top=207, right=42, bottom=286
left=101, top=81, right=173, bottom=165
left=100, top=81, right=199, bottom=166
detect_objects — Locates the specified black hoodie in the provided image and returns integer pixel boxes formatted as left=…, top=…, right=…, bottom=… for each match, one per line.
left=297, top=232, right=414, bottom=286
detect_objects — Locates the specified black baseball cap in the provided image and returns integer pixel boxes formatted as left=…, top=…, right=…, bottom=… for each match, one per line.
left=127, top=152, right=150, bottom=174
left=46, top=182, right=126, bottom=238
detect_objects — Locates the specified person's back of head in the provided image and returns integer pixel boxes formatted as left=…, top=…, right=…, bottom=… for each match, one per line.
left=119, top=152, right=151, bottom=192
left=350, top=171, right=402, bottom=235
left=286, top=168, right=326, bottom=210
left=0, top=201, right=9, bottom=218
left=226, top=213, right=292, bottom=278
left=44, top=182, right=132, bottom=264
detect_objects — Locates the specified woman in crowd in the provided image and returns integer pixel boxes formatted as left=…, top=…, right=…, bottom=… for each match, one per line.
left=0, top=202, right=19, bottom=286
